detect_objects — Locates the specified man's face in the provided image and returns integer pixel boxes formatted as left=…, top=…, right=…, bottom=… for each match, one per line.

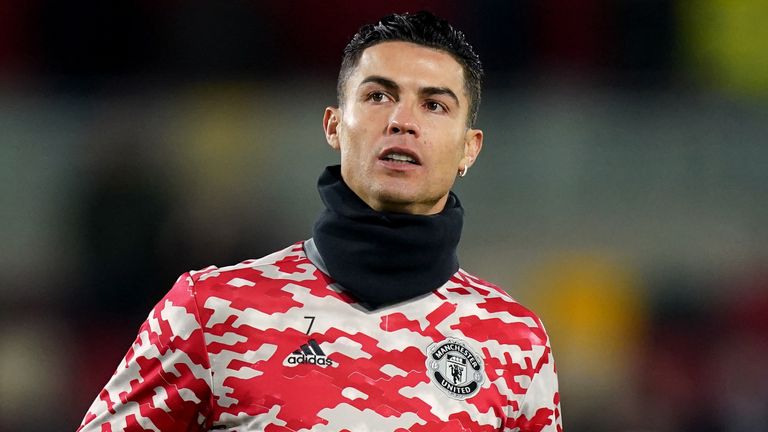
left=323, top=41, right=483, bottom=215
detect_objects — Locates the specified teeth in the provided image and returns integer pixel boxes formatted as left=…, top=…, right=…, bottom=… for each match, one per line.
left=386, top=153, right=416, bottom=163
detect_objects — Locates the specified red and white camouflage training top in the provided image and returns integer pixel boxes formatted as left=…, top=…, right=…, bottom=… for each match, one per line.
left=79, top=241, right=561, bottom=431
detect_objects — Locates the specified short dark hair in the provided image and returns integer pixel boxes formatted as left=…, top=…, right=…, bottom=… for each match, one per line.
left=338, top=11, right=483, bottom=127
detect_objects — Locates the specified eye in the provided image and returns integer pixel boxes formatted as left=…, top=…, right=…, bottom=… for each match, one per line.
left=367, top=91, right=389, bottom=103
left=425, top=100, right=447, bottom=113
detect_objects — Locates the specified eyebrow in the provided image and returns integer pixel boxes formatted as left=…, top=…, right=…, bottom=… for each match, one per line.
left=360, top=76, right=399, bottom=93
left=420, top=86, right=460, bottom=107
left=359, top=75, right=461, bottom=107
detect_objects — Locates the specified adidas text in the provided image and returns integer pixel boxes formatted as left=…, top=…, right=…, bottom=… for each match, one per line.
left=286, top=355, right=335, bottom=366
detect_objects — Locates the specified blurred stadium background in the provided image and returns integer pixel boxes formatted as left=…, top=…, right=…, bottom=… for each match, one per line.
left=1, top=1, right=767, bottom=431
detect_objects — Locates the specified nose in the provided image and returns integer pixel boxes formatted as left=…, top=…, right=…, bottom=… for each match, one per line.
left=386, top=105, right=421, bottom=137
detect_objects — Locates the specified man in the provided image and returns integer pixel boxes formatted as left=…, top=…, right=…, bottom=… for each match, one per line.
left=79, top=11, right=561, bottom=431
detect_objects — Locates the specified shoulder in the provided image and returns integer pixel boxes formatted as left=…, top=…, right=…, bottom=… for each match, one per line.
left=448, top=268, right=550, bottom=347
left=176, top=241, right=326, bottom=316
left=186, top=241, right=312, bottom=287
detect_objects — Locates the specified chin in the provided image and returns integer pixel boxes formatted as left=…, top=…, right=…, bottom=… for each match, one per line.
left=375, top=189, right=416, bottom=206
left=373, top=187, right=445, bottom=214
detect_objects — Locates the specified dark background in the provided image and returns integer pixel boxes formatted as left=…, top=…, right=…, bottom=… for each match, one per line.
left=1, top=1, right=767, bottom=431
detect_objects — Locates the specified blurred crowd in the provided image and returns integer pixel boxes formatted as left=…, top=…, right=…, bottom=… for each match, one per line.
left=1, top=1, right=766, bottom=431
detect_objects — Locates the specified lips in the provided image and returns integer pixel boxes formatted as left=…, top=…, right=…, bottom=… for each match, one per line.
left=378, top=146, right=421, bottom=165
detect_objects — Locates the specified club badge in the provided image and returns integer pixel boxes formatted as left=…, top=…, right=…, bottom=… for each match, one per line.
left=425, top=338, right=485, bottom=400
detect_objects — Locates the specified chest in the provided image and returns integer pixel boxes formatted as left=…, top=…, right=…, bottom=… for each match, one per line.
left=202, top=301, right=509, bottom=431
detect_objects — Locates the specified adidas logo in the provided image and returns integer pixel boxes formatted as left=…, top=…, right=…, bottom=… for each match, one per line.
left=284, top=339, right=335, bottom=367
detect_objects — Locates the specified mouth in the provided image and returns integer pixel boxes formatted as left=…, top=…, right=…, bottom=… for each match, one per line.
left=378, top=147, right=421, bottom=166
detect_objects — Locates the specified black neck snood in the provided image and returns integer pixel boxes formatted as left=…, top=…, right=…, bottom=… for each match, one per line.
left=311, top=165, right=463, bottom=309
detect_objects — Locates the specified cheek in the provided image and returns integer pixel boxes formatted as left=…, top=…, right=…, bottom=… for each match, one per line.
left=338, top=128, right=369, bottom=175
left=337, top=121, right=354, bottom=153
left=432, top=133, right=466, bottom=165
left=340, top=122, right=372, bottom=158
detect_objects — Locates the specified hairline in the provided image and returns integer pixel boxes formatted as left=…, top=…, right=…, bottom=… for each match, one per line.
left=338, top=40, right=478, bottom=128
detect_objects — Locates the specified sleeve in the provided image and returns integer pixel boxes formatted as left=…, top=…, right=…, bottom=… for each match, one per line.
left=78, top=273, right=214, bottom=432
left=504, top=337, right=562, bottom=431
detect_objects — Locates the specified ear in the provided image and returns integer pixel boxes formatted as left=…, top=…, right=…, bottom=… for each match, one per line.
left=323, top=107, right=342, bottom=151
left=459, top=128, right=483, bottom=170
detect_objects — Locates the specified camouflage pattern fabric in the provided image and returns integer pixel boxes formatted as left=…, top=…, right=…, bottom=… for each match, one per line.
left=79, top=241, right=561, bottom=431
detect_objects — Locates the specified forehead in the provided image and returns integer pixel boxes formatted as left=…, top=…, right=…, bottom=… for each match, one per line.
left=348, top=41, right=467, bottom=98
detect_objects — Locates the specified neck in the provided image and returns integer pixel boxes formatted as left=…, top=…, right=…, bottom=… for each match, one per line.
left=311, top=165, right=464, bottom=309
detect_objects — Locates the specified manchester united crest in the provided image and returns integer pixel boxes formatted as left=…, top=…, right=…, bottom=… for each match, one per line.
left=425, top=338, right=485, bottom=400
